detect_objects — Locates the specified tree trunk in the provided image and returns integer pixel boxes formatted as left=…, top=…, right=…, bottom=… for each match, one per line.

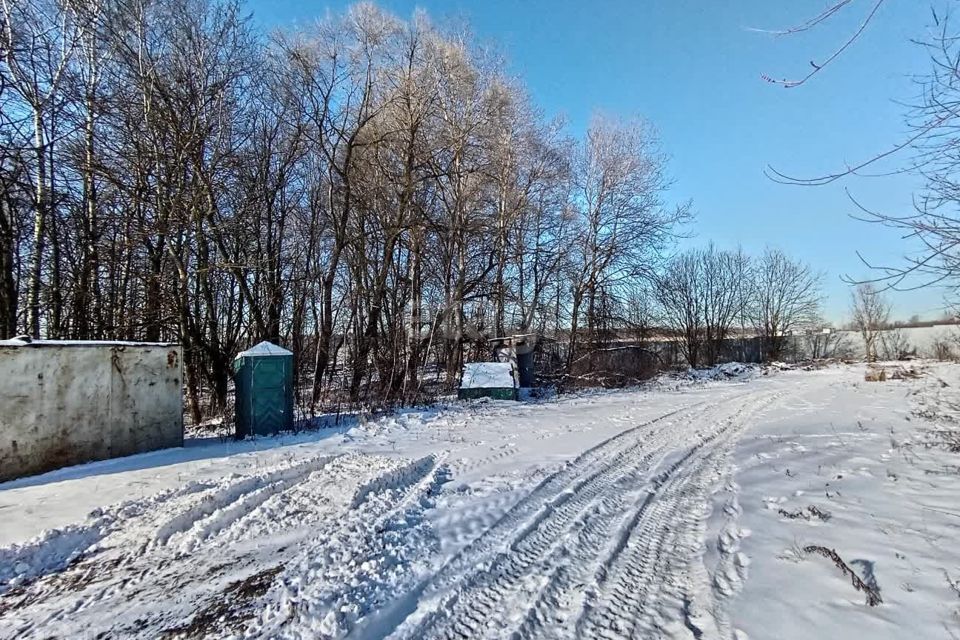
left=405, top=227, right=423, bottom=402
left=73, top=100, right=100, bottom=338
left=350, top=233, right=401, bottom=402
left=312, top=247, right=341, bottom=406
left=0, top=196, right=16, bottom=338
left=27, top=110, right=46, bottom=338
left=144, top=243, right=165, bottom=342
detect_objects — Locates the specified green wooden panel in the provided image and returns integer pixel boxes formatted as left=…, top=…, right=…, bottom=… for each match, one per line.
left=457, top=387, right=517, bottom=401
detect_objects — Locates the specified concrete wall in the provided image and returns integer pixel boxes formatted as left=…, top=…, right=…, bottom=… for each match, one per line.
left=0, top=343, right=183, bottom=481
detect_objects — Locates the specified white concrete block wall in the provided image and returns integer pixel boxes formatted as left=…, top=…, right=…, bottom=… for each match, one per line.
left=0, top=343, right=183, bottom=481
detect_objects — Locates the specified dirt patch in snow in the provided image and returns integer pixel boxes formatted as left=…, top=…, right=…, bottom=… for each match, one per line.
left=161, top=565, right=283, bottom=638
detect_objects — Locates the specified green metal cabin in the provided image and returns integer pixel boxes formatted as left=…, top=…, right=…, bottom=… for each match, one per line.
left=234, top=341, right=294, bottom=438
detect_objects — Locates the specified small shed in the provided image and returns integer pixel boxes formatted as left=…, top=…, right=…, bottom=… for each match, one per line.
left=234, top=341, right=294, bottom=438
left=458, top=361, right=518, bottom=401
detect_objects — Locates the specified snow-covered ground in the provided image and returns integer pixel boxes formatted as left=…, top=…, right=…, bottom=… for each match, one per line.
left=1, top=364, right=959, bottom=639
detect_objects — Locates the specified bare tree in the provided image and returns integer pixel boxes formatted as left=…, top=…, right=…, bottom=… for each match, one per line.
left=851, top=283, right=891, bottom=361
left=655, top=252, right=702, bottom=368
left=879, top=326, right=913, bottom=360
left=0, top=0, right=86, bottom=336
left=655, top=245, right=747, bottom=368
left=701, top=245, right=748, bottom=365
left=758, top=1, right=888, bottom=90
left=0, top=133, right=29, bottom=338
left=567, top=114, right=689, bottom=368
left=929, top=330, right=956, bottom=361
left=760, top=3, right=960, bottom=307
left=849, top=10, right=960, bottom=297
left=804, top=318, right=852, bottom=361
left=749, top=248, right=822, bottom=361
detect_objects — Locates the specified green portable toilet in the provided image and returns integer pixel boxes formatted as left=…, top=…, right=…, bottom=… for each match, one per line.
left=233, top=341, right=294, bottom=438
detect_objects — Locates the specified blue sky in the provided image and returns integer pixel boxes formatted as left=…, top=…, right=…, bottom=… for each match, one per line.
left=247, top=0, right=946, bottom=323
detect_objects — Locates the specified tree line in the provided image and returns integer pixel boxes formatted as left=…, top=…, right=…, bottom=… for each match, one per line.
left=1, top=0, right=697, bottom=419
left=655, top=245, right=821, bottom=368
left=1, top=0, right=830, bottom=423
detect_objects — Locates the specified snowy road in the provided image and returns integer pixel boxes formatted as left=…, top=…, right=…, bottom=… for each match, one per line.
left=387, top=389, right=782, bottom=640
left=2, top=366, right=960, bottom=639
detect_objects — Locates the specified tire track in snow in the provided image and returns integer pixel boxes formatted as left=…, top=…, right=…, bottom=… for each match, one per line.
left=0, top=454, right=343, bottom=613
left=252, top=455, right=448, bottom=639
left=386, top=389, right=767, bottom=640
left=507, top=463, right=658, bottom=640
left=155, top=453, right=340, bottom=548
left=0, top=454, right=445, bottom=639
left=480, top=432, right=722, bottom=640
left=0, top=477, right=220, bottom=595
left=389, top=404, right=713, bottom=640
left=0, top=455, right=339, bottom=635
left=509, top=395, right=776, bottom=640
left=576, top=391, right=781, bottom=639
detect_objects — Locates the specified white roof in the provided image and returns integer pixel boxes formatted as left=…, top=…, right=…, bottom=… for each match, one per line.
left=0, top=338, right=175, bottom=347
left=237, top=341, right=292, bottom=358
left=460, top=361, right=517, bottom=389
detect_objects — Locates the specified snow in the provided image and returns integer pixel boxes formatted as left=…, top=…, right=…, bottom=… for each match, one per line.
left=727, top=364, right=960, bottom=640
left=1, top=363, right=958, bottom=639
left=236, top=340, right=292, bottom=357
left=685, top=361, right=762, bottom=381
left=459, top=361, right=516, bottom=389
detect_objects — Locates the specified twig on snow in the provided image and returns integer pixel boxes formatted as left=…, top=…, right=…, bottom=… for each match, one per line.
left=922, top=504, right=960, bottom=520
left=778, top=505, right=833, bottom=522
left=804, top=545, right=883, bottom=606
left=944, top=570, right=960, bottom=598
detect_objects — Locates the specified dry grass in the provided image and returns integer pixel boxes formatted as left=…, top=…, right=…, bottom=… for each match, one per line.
left=865, top=364, right=925, bottom=382
left=778, top=505, right=832, bottom=522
